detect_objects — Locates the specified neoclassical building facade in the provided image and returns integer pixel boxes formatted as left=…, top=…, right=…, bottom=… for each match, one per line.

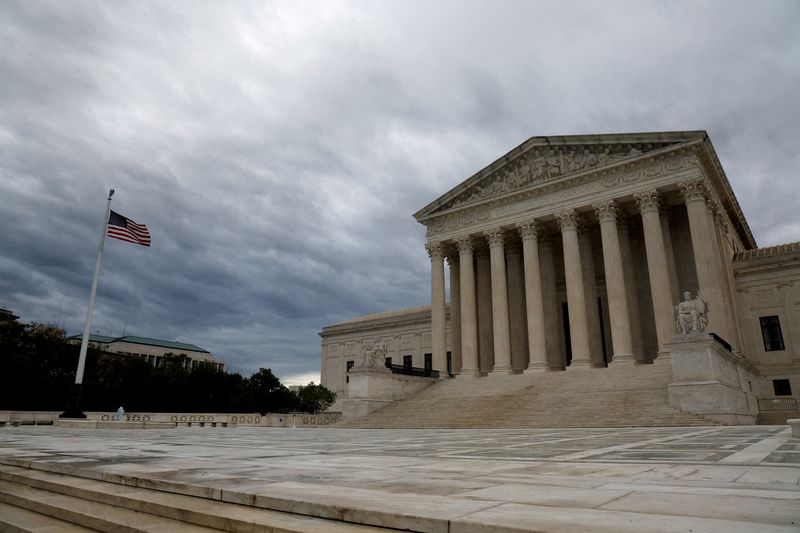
left=321, top=131, right=799, bottom=411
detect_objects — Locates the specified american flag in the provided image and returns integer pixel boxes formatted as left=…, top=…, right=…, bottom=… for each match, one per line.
left=107, top=210, right=151, bottom=247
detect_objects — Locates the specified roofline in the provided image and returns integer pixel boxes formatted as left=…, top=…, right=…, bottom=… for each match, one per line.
left=413, top=130, right=707, bottom=221
left=68, top=334, right=210, bottom=353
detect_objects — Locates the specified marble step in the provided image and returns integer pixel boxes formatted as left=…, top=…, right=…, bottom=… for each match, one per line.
left=0, top=466, right=404, bottom=533
left=0, top=500, right=98, bottom=532
left=0, top=480, right=217, bottom=532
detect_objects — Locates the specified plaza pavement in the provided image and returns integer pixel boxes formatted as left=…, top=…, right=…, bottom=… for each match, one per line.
left=0, top=425, right=798, bottom=532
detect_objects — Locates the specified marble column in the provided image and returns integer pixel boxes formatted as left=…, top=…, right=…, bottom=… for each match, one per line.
left=578, top=225, right=605, bottom=367
left=539, top=235, right=564, bottom=369
left=476, top=246, right=494, bottom=373
left=426, top=242, right=447, bottom=373
left=505, top=241, right=528, bottom=371
left=679, top=179, right=733, bottom=347
left=457, top=236, right=480, bottom=376
left=556, top=209, right=593, bottom=368
left=485, top=229, right=513, bottom=374
left=517, top=220, right=548, bottom=371
left=635, top=190, right=675, bottom=356
left=447, top=253, right=461, bottom=375
left=660, top=212, right=681, bottom=305
left=618, top=219, right=646, bottom=363
left=593, top=200, right=636, bottom=365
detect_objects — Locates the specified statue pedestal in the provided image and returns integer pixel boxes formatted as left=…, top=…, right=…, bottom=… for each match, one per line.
left=341, top=365, right=439, bottom=421
left=667, top=333, right=760, bottom=425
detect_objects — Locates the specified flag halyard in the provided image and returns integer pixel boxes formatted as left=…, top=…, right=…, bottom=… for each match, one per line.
left=107, top=210, right=151, bottom=247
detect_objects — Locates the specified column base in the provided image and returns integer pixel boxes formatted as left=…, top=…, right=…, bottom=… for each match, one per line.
left=458, top=368, right=482, bottom=377
left=609, top=353, right=637, bottom=367
left=524, top=362, right=549, bottom=373
left=653, top=350, right=672, bottom=365
left=490, top=365, right=516, bottom=375
left=568, top=359, right=596, bottom=369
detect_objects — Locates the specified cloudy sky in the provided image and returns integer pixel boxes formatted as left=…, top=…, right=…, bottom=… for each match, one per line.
left=1, top=1, right=799, bottom=384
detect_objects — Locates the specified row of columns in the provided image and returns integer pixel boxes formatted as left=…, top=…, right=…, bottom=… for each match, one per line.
left=427, top=179, right=733, bottom=376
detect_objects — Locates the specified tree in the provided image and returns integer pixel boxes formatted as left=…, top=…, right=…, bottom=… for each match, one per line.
left=247, top=367, right=295, bottom=414
left=296, top=382, right=336, bottom=413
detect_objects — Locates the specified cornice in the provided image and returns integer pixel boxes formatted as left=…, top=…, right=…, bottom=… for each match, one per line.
left=424, top=147, right=701, bottom=238
left=417, top=142, right=701, bottom=226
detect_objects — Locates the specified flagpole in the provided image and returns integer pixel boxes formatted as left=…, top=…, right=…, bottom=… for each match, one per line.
left=61, top=188, right=114, bottom=418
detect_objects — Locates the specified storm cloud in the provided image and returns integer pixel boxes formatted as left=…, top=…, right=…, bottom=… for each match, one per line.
left=1, top=1, right=799, bottom=383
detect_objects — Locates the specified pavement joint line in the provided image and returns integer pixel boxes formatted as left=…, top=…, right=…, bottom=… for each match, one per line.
left=544, top=427, right=725, bottom=462
left=718, top=428, right=793, bottom=465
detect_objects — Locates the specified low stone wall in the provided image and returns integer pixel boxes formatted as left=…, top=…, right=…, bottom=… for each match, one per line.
left=0, top=410, right=341, bottom=428
left=342, top=366, right=439, bottom=420
left=668, top=333, right=761, bottom=424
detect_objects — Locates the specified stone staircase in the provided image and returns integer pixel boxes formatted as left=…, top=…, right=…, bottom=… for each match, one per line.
left=340, top=361, right=716, bottom=428
left=0, top=464, right=396, bottom=533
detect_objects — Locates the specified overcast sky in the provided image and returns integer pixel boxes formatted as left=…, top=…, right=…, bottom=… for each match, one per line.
left=1, top=1, right=799, bottom=384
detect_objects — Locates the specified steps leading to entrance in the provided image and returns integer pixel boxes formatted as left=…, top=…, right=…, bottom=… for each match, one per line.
left=0, top=465, right=400, bottom=533
left=340, top=362, right=717, bottom=428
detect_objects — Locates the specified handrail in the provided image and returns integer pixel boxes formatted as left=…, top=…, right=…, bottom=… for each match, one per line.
left=758, top=397, right=798, bottom=412
left=385, top=363, right=440, bottom=379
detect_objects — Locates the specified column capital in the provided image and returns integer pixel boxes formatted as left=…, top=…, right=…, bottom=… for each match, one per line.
left=678, top=178, right=709, bottom=204
left=484, top=228, right=505, bottom=248
left=425, top=242, right=445, bottom=260
left=516, top=219, right=538, bottom=239
left=555, top=208, right=580, bottom=231
left=592, top=199, right=619, bottom=223
left=456, top=235, right=473, bottom=253
left=634, top=189, right=662, bottom=214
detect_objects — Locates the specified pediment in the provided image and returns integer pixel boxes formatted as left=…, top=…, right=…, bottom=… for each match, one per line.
left=414, top=131, right=707, bottom=221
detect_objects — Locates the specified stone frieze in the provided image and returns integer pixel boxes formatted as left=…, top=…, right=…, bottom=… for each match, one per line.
left=437, top=143, right=672, bottom=212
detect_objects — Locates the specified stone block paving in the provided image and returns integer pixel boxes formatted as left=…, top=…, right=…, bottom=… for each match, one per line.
left=0, top=425, right=798, bottom=532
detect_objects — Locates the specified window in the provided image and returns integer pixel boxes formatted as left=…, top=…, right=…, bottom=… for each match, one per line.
left=346, top=360, right=354, bottom=383
left=424, top=353, right=432, bottom=375
left=446, top=351, right=452, bottom=375
left=760, top=316, right=785, bottom=351
left=403, top=355, right=412, bottom=370
left=773, top=379, right=792, bottom=396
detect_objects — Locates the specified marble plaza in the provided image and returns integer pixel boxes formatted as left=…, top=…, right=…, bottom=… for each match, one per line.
left=0, top=425, right=798, bottom=531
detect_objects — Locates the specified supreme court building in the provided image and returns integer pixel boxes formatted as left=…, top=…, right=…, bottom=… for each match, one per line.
left=320, top=131, right=800, bottom=415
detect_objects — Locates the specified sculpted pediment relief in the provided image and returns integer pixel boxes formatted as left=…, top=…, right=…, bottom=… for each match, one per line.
left=430, top=142, right=676, bottom=214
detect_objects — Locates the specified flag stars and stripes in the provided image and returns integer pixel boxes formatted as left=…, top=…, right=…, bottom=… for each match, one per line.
left=107, top=210, right=151, bottom=247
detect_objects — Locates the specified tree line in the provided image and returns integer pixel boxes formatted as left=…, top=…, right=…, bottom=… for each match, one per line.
left=0, top=320, right=335, bottom=414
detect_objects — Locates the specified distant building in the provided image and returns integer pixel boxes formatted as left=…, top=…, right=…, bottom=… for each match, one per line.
left=68, top=334, right=225, bottom=372
left=0, top=308, right=19, bottom=323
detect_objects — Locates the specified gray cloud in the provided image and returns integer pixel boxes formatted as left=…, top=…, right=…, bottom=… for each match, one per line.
left=1, top=0, right=799, bottom=382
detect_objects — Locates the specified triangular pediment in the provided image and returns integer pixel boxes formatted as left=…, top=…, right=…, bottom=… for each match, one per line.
left=414, top=131, right=707, bottom=221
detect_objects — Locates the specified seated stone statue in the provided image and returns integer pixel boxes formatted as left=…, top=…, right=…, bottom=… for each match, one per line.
left=112, top=406, right=125, bottom=421
left=675, top=291, right=708, bottom=334
left=366, top=337, right=387, bottom=367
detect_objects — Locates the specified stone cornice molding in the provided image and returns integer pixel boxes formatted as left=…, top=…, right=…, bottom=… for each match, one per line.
left=415, top=134, right=707, bottom=224
left=592, top=199, right=619, bottom=224
left=416, top=132, right=756, bottom=250
left=555, top=209, right=580, bottom=231
left=634, top=189, right=662, bottom=214
left=516, top=220, right=538, bottom=239
left=423, top=151, right=700, bottom=238
left=425, top=242, right=445, bottom=261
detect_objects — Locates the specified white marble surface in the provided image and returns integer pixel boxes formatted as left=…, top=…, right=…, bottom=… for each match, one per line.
left=0, top=425, right=798, bottom=532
